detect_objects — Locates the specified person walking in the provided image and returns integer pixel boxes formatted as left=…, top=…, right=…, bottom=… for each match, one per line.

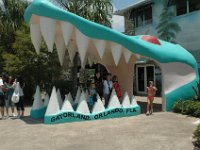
left=5, top=76, right=16, bottom=118
left=146, top=81, right=157, bottom=115
left=103, top=73, right=113, bottom=108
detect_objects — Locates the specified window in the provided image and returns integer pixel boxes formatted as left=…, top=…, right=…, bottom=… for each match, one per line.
left=173, top=0, right=200, bottom=16
left=131, top=5, right=152, bottom=27
left=176, top=0, right=187, bottom=16
left=189, top=0, right=200, bottom=12
left=144, top=6, right=152, bottom=25
left=136, top=9, right=143, bottom=27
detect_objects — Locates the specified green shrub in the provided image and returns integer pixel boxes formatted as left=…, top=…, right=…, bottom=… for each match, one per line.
left=173, top=100, right=183, bottom=113
left=173, top=100, right=200, bottom=117
left=194, top=124, right=200, bottom=148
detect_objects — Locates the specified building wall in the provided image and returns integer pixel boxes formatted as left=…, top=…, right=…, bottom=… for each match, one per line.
left=133, top=0, right=200, bottom=53
left=131, top=0, right=200, bottom=68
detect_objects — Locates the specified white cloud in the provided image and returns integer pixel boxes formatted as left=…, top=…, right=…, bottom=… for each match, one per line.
left=112, top=15, right=125, bottom=33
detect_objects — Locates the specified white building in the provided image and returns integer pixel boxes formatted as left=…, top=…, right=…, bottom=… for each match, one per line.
left=115, top=0, right=200, bottom=95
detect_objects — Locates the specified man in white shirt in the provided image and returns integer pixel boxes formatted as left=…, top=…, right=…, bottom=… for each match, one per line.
left=103, top=73, right=113, bottom=108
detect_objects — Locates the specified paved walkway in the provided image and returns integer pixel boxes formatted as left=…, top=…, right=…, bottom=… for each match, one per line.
left=0, top=98, right=198, bottom=150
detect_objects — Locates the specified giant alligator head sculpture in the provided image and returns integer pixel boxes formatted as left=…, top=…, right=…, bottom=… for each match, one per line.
left=24, top=0, right=199, bottom=124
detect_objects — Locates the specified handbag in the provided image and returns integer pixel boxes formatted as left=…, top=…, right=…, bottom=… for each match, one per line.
left=11, top=92, right=20, bottom=103
left=11, top=82, right=20, bottom=103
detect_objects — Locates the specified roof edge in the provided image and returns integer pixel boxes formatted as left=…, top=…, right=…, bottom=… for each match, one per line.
left=114, top=0, right=152, bottom=15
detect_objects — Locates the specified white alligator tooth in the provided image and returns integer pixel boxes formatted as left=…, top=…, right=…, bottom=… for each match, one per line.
left=40, top=17, right=56, bottom=52
left=74, top=87, right=81, bottom=104
left=67, top=41, right=76, bottom=64
left=44, top=94, right=49, bottom=106
left=76, top=100, right=90, bottom=115
left=30, top=24, right=41, bottom=54
left=57, top=89, right=63, bottom=109
left=123, top=49, right=132, bottom=63
left=88, top=56, right=93, bottom=67
left=55, top=34, right=66, bottom=66
left=61, top=97, right=74, bottom=112
left=76, top=29, right=89, bottom=66
left=135, top=54, right=141, bottom=59
left=81, top=57, right=87, bottom=69
left=45, top=87, right=60, bottom=115
left=32, top=86, right=44, bottom=110
left=122, top=92, right=131, bottom=107
left=78, top=91, right=87, bottom=104
left=108, top=89, right=121, bottom=109
left=131, top=95, right=138, bottom=106
left=92, top=57, right=97, bottom=64
left=93, top=40, right=106, bottom=59
left=61, top=22, right=73, bottom=45
left=97, top=94, right=101, bottom=100
left=111, top=43, right=122, bottom=66
left=67, top=92, right=74, bottom=105
left=110, top=89, right=116, bottom=98
left=92, top=98, right=105, bottom=113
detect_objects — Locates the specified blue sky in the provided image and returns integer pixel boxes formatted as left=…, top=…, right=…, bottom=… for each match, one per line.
left=112, top=0, right=138, bottom=32
left=112, top=0, right=138, bottom=10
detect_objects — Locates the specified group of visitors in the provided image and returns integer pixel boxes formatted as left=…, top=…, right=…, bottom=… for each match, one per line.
left=88, top=72, right=122, bottom=108
left=0, top=74, right=25, bottom=120
left=88, top=71, right=157, bottom=115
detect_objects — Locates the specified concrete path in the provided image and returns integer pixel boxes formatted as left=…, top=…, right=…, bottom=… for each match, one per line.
left=0, top=100, right=198, bottom=150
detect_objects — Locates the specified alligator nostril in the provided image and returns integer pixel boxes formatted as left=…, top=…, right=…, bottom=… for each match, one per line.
left=141, top=35, right=161, bottom=45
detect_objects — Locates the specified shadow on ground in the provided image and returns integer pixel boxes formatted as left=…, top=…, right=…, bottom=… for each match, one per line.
left=137, top=101, right=162, bottom=114
left=14, top=116, right=44, bottom=125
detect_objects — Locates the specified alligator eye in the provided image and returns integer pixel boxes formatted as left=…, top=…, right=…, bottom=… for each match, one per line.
left=141, top=35, right=161, bottom=45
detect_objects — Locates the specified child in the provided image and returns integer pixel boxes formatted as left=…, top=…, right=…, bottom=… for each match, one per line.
left=146, top=81, right=157, bottom=115
left=88, top=81, right=97, bottom=107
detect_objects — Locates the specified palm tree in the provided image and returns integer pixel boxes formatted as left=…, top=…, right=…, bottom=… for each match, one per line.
left=57, top=0, right=113, bottom=27
left=156, top=0, right=181, bottom=43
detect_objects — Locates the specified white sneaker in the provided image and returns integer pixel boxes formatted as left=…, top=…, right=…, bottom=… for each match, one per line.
left=2, top=116, right=6, bottom=120
left=12, top=113, right=16, bottom=117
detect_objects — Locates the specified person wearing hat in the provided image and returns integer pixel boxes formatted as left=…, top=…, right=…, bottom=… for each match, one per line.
left=103, top=73, right=113, bottom=108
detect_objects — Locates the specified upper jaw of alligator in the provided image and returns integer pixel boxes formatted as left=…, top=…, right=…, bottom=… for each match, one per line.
left=24, top=0, right=197, bottom=67
left=28, top=13, right=142, bottom=67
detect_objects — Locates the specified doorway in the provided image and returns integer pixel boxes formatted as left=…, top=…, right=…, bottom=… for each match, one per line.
left=136, top=65, right=155, bottom=95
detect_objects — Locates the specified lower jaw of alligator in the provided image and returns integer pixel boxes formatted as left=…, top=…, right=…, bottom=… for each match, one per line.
left=30, top=86, right=141, bottom=124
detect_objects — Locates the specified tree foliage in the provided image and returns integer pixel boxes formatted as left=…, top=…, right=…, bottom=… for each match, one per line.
left=156, top=0, right=181, bottom=43
left=0, top=0, right=28, bottom=53
left=2, top=23, right=63, bottom=100
left=57, top=0, right=113, bottom=27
